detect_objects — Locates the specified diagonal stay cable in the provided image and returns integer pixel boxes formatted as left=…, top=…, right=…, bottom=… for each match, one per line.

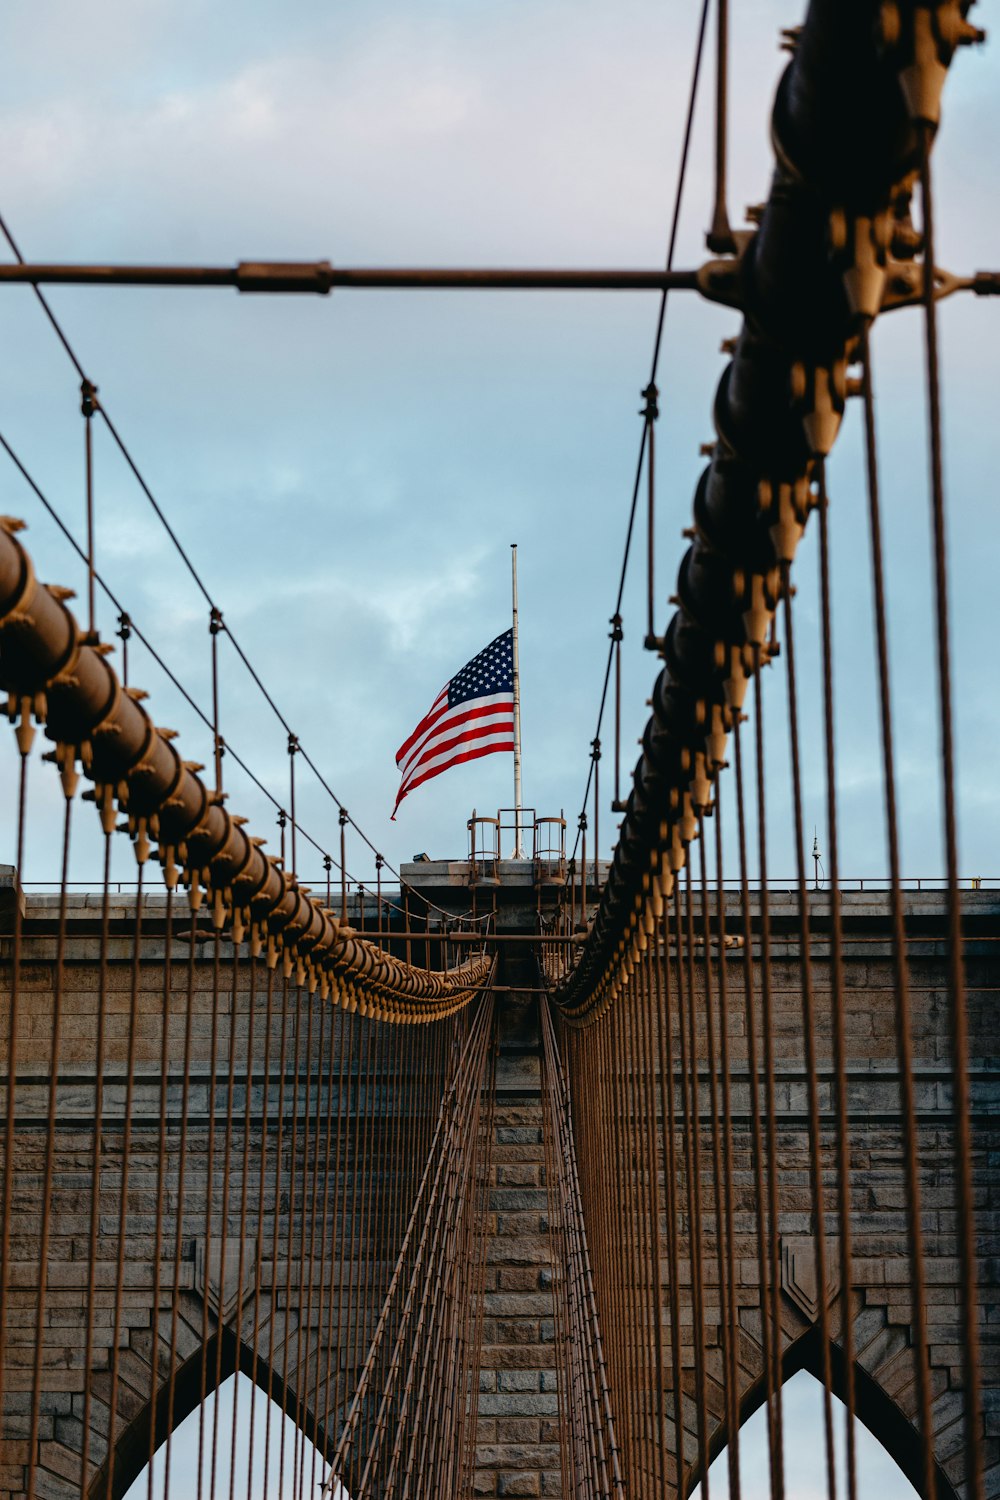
left=0, top=429, right=363, bottom=884
left=569, top=0, right=711, bottom=863
left=0, top=210, right=461, bottom=920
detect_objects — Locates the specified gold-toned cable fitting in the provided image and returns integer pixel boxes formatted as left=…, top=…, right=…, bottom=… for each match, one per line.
left=59, top=747, right=80, bottom=801
left=134, top=818, right=151, bottom=866
left=13, top=696, right=35, bottom=756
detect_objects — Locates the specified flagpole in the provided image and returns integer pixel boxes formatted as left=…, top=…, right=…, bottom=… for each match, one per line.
left=511, top=543, right=524, bottom=858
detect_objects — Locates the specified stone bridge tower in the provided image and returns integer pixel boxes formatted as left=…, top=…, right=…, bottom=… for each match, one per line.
left=0, top=866, right=997, bottom=1498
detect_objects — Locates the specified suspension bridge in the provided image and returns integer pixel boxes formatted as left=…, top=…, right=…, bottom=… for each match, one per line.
left=0, top=2, right=998, bottom=1498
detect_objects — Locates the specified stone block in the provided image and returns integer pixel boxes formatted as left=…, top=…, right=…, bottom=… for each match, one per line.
left=499, top=1269, right=541, bottom=1292
left=498, top=1473, right=540, bottom=1497
left=497, top=1419, right=541, bottom=1444
left=498, top=1371, right=541, bottom=1393
left=478, top=1395, right=559, bottom=1418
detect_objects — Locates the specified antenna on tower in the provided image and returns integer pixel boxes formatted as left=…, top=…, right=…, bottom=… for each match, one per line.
left=812, top=828, right=821, bottom=891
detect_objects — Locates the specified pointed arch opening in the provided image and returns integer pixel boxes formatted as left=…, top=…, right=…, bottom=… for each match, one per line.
left=120, top=1371, right=349, bottom=1500
left=689, top=1328, right=959, bottom=1500
left=89, top=1328, right=351, bottom=1500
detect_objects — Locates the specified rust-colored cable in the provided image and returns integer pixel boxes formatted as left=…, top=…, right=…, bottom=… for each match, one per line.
left=713, top=802, right=742, bottom=1500
left=26, top=792, right=73, bottom=1500
left=697, top=819, right=739, bottom=1500
left=781, top=579, right=838, bottom=1500
left=163, top=913, right=202, bottom=1495
left=816, top=468, right=858, bottom=1500
left=733, top=718, right=782, bottom=1499
left=80, top=823, right=113, bottom=1496
left=102, top=853, right=145, bottom=1500
left=655, top=903, right=688, bottom=1500
left=751, top=662, right=786, bottom=1496
left=679, top=867, right=712, bottom=1496
left=147, top=882, right=175, bottom=1499
left=918, top=124, right=983, bottom=1500
left=860, top=319, right=936, bottom=1496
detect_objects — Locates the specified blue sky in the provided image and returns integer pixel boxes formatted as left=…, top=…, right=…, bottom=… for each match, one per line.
left=1, top=0, right=996, bottom=890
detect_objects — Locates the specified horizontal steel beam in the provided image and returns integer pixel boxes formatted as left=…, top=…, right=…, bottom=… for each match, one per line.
left=338, top=931, right=577, bottom=944
left=0, top=261, right=702, bottom=294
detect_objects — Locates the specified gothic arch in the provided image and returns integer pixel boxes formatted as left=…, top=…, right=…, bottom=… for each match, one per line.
left=86, top=1329, right=339, bottom=1500
left=687, top=1325, right=960, bottom=1500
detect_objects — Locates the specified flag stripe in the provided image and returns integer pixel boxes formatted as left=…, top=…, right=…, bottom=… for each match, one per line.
left=398, top=723, right=515, bottom=792
left=393, top=739, right=515, bottom=814
left=396, top=697, right=515, bottom=779
left=395, top=687, right=449, bottom=765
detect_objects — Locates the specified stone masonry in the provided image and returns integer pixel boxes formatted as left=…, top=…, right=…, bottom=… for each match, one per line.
left=475, top=996, right=561, bottom=1499
left=1, top=866, right=998, bottom=1499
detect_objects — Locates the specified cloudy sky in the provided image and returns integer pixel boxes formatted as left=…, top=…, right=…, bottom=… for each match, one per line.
left=1, top=0, right=996, bottom=892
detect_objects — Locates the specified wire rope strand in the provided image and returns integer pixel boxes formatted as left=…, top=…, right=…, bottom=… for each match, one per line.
left=246, top=962, right=276, bottom=1491
left=276, top=975, right=306, bottom=1497
left=571, top=0, right=712, bottom=860
left=163, top=917, right=201, bottom=1495
left=0, top=746, right=30, bottom=1443
left=681, top=861, right=713, bottom=1497
left=918, top=122, right=983, bottom=1500
left=781, top=575, right=838, bottom=1500
left=103, top=852, right=145, bottom=1500
left=196, top=928, right=224, bottom=1500
left=230, top=950, right=259, bottom=1500
left=732, top=717, right=782, bottom=1499
left=146, top=881, right=175, bottom=1500
left=208, top=927, right=243, bottom=1500
left=860, top=318, right=936, bottom=1496
left=25, top=791, right=73, bottom=1500
left=697, top=816, right=739, bottom=1500
left=79, top=821, right=113, bottom=1495
left=816, top=465, right=858, bottom=1500
left=708, top=0, right=734, bottom=253
left=713, top=794, right=742, bottom=1500
left=655, top=900, right=688, bottom=1500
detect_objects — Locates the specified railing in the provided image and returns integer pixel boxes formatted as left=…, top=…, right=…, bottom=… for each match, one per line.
left=13, top=875, right=1000, bottom=895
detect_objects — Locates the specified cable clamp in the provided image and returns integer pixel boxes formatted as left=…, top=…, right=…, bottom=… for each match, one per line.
left=80, top=378, right=98, bottom=418
left=236, top=260, right=334, bottom=295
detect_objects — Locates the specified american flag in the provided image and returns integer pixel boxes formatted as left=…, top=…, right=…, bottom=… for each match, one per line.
left=392, top=630, right=515, bottom=818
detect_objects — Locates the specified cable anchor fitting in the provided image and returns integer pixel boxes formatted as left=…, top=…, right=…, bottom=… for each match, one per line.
left=80, top=379, right=98, bottom=418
